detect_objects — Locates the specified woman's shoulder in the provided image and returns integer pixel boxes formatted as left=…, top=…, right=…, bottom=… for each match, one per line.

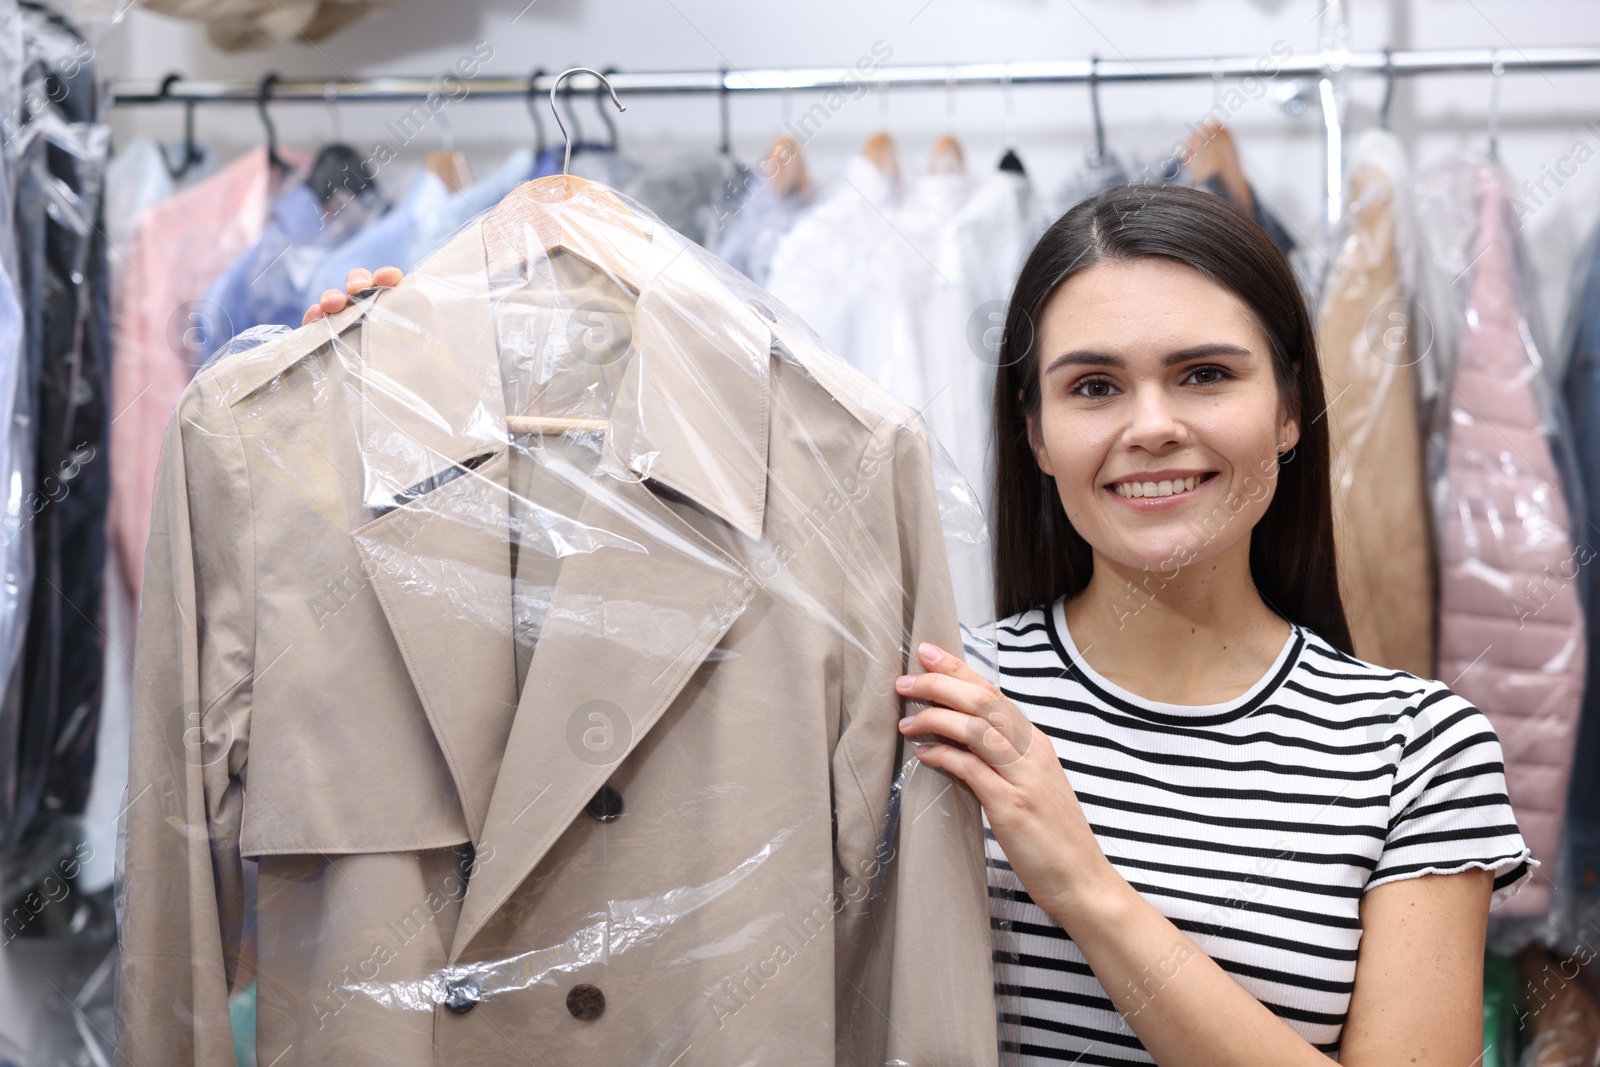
left=1290, top=626, right=1501, bottom=742
left=1290, top=625, right=1446, bottom=697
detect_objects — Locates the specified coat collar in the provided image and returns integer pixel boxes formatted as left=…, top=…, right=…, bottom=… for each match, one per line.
left=354, top=177, right=774, bottom=542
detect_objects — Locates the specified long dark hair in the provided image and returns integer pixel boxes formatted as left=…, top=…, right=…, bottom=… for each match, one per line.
left=991, top=182, right=1352, bottom=651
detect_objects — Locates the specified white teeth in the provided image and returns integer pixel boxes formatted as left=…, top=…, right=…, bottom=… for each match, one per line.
left=1114, top=475, right=1204, bottom=499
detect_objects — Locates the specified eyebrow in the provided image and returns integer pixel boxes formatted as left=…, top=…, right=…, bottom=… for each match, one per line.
left=1043, top=342, right=1256, bottom=375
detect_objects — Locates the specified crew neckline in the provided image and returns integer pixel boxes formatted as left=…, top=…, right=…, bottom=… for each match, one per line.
left=1044, top=597, right=1303, bottom=726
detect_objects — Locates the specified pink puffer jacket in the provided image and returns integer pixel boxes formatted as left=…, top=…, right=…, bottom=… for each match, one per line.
left=1435, top=163, right=1585, bottom=917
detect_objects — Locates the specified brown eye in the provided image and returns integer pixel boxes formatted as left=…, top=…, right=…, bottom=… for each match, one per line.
left=1186, top=365, right=1229, bottom=386
left=1071, top=376, right=1117, bottom=399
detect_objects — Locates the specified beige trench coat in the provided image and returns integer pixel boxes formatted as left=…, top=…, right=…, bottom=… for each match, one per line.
left=117, top=182, right=999, bottom=1065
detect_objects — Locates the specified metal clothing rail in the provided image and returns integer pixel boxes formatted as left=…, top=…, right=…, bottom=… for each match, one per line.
left=102, top=47, right=1600, bottom=104
left=102, top=45, right=1600, bottom=278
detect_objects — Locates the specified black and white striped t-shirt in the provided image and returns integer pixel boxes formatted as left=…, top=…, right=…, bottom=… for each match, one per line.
left=967, top=598, right=1532, bottom=1065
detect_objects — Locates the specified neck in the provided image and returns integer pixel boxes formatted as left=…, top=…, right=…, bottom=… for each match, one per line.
left=1062, top=537, right=1293, bottom=704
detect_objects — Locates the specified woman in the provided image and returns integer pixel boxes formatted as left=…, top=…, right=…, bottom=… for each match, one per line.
left=313, top=181, right=1529, bottom=1064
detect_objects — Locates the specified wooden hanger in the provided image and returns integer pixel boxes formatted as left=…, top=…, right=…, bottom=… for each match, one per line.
left=504, top=415, right=608, bottom=435
left=863, top=130, right=900, bottom=184
left=1184, top=121, right=1253, bottom=216
left=487, top=68, right=646, bottom=438
left=763, top=133, right=811, bottom=197
left=928, top=132, right=965, bottom=174
left=426, top=150, right=473, bottom=192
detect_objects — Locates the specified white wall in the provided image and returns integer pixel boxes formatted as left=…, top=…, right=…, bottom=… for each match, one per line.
left=72, top=0, right=1600, bottom=335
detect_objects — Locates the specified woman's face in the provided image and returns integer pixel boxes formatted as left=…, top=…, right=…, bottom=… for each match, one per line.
left=1026, top=257, right=1299, bottom=578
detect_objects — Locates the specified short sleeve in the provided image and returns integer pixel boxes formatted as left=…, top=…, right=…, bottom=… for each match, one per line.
left=1367, top=683, right=1535, bottom=910
left=959, top=620, right=999, bottom=685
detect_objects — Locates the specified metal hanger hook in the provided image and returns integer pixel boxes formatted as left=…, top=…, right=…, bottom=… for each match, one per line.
left=431, top=73, right=456, bottom=152
left=158, top=73, right=202, bottom=179
left=1487, top=52, right=1504, bottom=161
left=324, top=79, right=342, bottom=143
left=1088, top=55, right=1106, bottom=164
left=1378, top=47, right=1395, bottom=130
left=550, top=67, right=625, bottom=177
left=257, top=72, right=285, bottom=172
left=526, top=69, right=548, bottom=156
left=1001, top=63, right=1017, bottom=150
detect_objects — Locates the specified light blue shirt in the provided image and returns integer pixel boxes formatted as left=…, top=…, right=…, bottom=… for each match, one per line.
left=409, top=148, right=535, bottom=263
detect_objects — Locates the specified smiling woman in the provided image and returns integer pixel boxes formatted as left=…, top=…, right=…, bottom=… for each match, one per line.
left=894, top=182, right=1531, bottom=1066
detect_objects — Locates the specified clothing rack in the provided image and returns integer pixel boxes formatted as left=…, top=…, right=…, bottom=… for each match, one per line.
left=103, top=45, right=1600, bottom=258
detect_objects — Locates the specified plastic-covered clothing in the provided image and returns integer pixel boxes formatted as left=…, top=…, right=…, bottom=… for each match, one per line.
left=0, top=256, right=25, bottom=859
left=105, top=137, right=175, bottom=303
left=767, top=163, right=966, bottom=425
left=1055, top=146, right=1130, bottom=211
left=1193, top=172, right=1297, bottom=258
left=1515, top=945, right=1600, bottom=1066
left=624, top=151, right=747, bottom=248
left=923, top=167, right=1039, bottom=527
left=1560, top=204, right=1600, bottom=896
left=766, top=153, right=902, bottom=368
left=1424, top=158, right=1586, bottom=918
left=1, top=0, right=111, bottom=875
left=713, top=171, right=812, bottom=287
left=566, top=144, right=642, bottom=190
left=306, top=168, right=450, bottom=303
left=117, top=176, right=999, bottom=1066
left=110, top=146, right=294, bottom=601
left=0, top=0, right=27, bottom=865
left=409, top=147, right=535, bottom=259
left=195, top=174, right=369, bottom=364
left=767, top=159, right=1032, bottom=599
left=1316, top=128, right=1434, bottom=678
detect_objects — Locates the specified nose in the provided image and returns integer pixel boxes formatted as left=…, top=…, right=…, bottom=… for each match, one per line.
left=1120, top=382, right=1186, bottom=453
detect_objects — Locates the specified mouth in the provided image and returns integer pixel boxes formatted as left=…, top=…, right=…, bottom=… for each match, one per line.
left=1105, top=471, right=1218, bottom=502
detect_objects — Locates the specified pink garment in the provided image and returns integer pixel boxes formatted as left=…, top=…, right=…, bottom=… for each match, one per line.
left=1436, top=164, right=1585, bottom=917
left=111, top=147, right=288, bottom=601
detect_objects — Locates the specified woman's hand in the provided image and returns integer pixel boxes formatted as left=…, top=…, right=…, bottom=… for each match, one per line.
left=302, top=266, right=405, bottom=324
left=896, top=642, right=1115, bottom=919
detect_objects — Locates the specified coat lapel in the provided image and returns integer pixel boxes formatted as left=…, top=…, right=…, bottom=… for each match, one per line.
left=351, top=450, right=517, bottom=843
left=448, top=466, right=756, bottom=961
left=345, top=224, right=520, bottom=843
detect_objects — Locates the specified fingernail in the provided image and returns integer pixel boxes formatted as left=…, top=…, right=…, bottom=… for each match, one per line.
left=895, top=676, right=914, bottom=691
left=897, top=716, right=914, bottom=731
left=918, top=642, right=939, bottom=660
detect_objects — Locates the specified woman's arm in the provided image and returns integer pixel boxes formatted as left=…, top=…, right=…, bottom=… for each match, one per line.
left=1339, top=868, right=1491, bottom=1063
left=898, top=642, right=1490, bottom=1066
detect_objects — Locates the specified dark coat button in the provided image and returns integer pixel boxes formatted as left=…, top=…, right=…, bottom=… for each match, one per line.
left=585, top=784, right=623, bottom=822
left=443, top=978, right=480, bottom=1015
left=566, top=983, right=605, bottom=1020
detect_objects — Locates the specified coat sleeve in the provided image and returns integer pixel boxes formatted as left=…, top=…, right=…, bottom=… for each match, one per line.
left=834, top=414, right=999, bottom=1067
left=117, top=379, right=255, bottom=1067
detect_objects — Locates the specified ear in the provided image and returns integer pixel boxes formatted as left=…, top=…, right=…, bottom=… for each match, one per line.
left=1023, top=395, right=1055, bottom=477
left=1278, top=409, right=1300, bottom=454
